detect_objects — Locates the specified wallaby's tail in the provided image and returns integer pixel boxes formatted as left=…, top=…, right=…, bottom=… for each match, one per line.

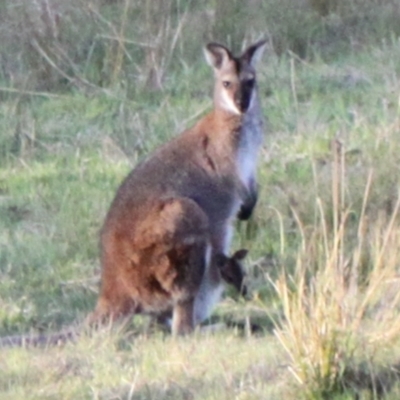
left=0, top=330, right=78, bottom=348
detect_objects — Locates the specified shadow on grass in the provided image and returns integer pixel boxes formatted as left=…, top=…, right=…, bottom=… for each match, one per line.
left=206, top=312, right=276, bottom=336
left=342, top=362, right=400, bottom=399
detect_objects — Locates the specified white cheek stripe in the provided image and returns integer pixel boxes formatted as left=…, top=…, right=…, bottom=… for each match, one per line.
left=221, top=89, right=241, bottom=115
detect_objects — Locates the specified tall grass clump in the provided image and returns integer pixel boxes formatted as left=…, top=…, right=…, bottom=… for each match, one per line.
left=272, top=141, right=400, bottom=398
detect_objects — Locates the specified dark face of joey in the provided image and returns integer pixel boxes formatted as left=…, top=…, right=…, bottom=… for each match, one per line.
left=216, top=249, right=248, bottom=297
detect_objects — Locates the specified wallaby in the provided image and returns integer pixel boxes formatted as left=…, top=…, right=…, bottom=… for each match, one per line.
left=0, top=248, right=248, bottom=347
left=0, top=40, right=266, bottom=344
left=90, top=40, right=266, bottom=335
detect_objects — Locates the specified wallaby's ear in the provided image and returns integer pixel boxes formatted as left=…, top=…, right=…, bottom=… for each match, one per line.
left=204, top=43, right=233, bottom=70
left=233, top=249, right=248, bottom=261
left=242, top=39, right=267, bottom=66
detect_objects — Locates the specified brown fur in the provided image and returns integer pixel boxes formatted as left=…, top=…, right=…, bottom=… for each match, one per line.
left=91, top=113, right=246, bottom=334
left=88, top=197, right=210, bottom=334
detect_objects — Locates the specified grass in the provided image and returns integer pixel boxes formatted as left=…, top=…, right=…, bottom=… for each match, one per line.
left=0, top=330, right=288, bottom=399
left=1, top=1, right=400, bottom=399
left=272, top=156, right=400, bottom=398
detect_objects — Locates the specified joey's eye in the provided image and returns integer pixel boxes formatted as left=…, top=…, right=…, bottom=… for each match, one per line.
left=222, top=81, right=231, bottom=88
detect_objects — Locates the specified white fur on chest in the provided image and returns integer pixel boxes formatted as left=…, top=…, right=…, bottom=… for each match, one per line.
left=235, top=92, right=263, bottom=184
left=236, top=119, right=263, bottom=187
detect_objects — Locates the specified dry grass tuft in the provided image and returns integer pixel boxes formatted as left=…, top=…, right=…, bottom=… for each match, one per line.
left=272, top=140, right=400, bottom=398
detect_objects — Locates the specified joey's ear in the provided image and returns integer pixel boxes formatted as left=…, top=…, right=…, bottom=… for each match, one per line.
left=204, top=43, right=233, bottom=70
left=233, top=249, right=248, bottom=261
left=242, top=39, right=267, bottom=66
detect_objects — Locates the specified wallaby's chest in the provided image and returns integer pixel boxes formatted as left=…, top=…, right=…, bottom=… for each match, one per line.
left=235, top=116, right=263, bottom=186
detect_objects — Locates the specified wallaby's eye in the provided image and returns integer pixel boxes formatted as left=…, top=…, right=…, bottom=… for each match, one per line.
left=222, top=81, right=231, bottom=88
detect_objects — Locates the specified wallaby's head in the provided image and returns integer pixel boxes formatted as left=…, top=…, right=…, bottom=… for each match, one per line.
left=204, top=40, right=267, bottom=115
left=216, top=249, right=248, bottom=296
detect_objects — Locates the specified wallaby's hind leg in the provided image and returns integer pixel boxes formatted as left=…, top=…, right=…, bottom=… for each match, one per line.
left=96, top=196, right=210, bottom=334
left=162, top=198, right=210, bottom=335
left=172, top=297, right=195, bottom=336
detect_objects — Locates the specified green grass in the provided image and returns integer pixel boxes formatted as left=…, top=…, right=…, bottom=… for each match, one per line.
left=2, top=1, right=400, bottom=398
left=0, top=331, right=288, bottom=400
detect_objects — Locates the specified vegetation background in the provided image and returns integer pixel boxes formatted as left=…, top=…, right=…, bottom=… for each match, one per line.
left=1, top=0, right=400, bottom=398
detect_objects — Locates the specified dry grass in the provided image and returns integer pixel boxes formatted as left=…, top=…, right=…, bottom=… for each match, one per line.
left=1, top=1, right=400, bottom=399
left=1, top=0, right=400, bottom=92
left=272, top=141, right=400, bottom=398
left=1, top=327, right=289, bottom=400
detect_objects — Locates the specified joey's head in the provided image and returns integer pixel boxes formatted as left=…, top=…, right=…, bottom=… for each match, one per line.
left=216, top=249, right=248, bottom=297
left=204, top=40, right=267, bottom=115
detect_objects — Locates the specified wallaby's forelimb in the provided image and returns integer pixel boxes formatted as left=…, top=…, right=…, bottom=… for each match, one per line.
left=237, top=181, right=258, bottom=221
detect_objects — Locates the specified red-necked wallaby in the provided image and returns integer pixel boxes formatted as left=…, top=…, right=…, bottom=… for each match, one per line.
left=0, top=40, right=266, bottom=345
left=90, top=40, right=266, bottom=335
